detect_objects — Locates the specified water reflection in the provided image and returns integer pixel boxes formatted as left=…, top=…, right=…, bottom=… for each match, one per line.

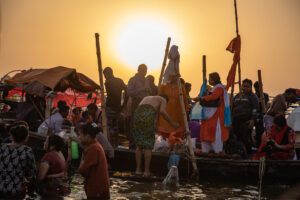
left=28, top=173, right=289, bottom=199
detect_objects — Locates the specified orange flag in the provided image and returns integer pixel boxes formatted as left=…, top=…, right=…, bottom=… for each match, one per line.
left=226, top=35, right=241, bottom=90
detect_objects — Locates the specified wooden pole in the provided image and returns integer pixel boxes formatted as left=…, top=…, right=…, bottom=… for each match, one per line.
left=158, top=37, right=171, bottom=88
left=202, top=55, right=206, bottom=83
left=95, top=33, right=108, bottom=138
left=234, top=0, right=242, bottom=91
left=176, top=77, right=199, bottom=178
left=258, top=70, right=266, bottom=113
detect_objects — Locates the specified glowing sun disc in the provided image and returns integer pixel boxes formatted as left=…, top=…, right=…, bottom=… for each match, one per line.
left=116, top=19, right=174, bottom=70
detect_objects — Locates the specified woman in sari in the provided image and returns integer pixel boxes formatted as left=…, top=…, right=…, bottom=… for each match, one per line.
left=37, top=135, right=70, bottom=197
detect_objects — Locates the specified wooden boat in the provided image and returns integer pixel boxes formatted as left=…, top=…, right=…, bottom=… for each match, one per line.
left=27, top=132, right=300, bottom=184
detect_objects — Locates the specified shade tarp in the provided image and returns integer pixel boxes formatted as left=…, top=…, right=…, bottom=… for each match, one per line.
left=5, top=66, right=100, bottom=95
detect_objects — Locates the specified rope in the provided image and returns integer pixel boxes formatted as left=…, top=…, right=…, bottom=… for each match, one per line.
left=258, top=157, right=266, bottom=200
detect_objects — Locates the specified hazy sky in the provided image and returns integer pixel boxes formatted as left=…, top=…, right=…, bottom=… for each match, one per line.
left=0, top=0, right=299, bottom=97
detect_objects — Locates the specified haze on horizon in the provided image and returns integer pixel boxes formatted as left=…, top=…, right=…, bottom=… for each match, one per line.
left=0, top=0, right=299, bottom=97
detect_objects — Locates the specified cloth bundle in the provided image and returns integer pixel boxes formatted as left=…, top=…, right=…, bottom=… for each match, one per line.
left=163, top=45, right=180, bottom=84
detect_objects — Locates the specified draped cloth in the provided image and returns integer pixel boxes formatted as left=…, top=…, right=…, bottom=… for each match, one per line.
left=226, top=35, right=241, bottom=90
left=163, top=45, right=180, bottom=84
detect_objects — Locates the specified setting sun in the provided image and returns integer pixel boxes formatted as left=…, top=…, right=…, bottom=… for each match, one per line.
left=115, top=18, right=179, bottom=70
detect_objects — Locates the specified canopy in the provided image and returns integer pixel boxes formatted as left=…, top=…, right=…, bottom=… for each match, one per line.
left=5, top=66, right=100, bottom=96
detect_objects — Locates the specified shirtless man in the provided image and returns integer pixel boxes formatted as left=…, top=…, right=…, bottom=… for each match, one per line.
left=133, top=94, right=179, bottom=177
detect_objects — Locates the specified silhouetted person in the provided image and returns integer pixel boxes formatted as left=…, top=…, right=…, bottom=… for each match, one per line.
left=146, top=75, right=158, bottom=95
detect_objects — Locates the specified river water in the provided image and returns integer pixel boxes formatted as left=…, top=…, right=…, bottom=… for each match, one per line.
left=27, top=173, right=291, bottom=200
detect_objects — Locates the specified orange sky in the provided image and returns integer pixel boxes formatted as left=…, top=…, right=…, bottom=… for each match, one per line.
left=0, top=0, right=299, bottom=97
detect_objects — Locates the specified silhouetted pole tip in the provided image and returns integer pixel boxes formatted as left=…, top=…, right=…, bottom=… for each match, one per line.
left=95, top=33, right=99, bottom=37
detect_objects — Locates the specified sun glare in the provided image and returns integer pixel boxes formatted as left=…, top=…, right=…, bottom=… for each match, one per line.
left=116, top=18, right=177, bottom=70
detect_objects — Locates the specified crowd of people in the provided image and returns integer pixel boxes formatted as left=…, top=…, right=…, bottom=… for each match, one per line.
left=0, top=63, right=299, bottom=199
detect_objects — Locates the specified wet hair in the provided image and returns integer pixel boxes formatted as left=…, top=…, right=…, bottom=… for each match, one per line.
left=103, top=67, right=113, bottom=75
left=57, top=100, right=67, bottom=109
left=185, top=82, right=191, bottom=91
left=209, top=72, right=221, bottom=84
left=146, top=75, right=155, bottom=83
left=9, top=121, right=29, bottom=143
left=180, top=78, right=185, bottom=84
left=59, top=105, right=70, bottom=113
left=242, top=79, right=253, bottom=86
left=87, top=103, right=98, bottom=110
left=254, top=81, right=259, bottom=88
left=47, top=135, right=65, bottom=152
left=284, top=88, right=296, bottom=95
left=138, top=64, right=147, bottom=71
left=273, top=115, right=287, bottom=128
left=160, top=94, right=169, bottom=103
left=79, top=122, right=99, bottom=138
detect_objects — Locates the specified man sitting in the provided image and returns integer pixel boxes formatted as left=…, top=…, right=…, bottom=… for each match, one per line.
left=253, top=115, right=296, bottom=160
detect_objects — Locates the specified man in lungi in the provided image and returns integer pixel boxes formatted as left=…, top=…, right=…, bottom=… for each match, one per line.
left=133, top=94, right=179, bottom=177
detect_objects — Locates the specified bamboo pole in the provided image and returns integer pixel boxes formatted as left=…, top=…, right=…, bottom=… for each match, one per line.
left=202, top=55, right=206, bottom=83
left=158, top=37, right=171, bottom=88
left=258, top=70, right=266, bottom=113
left=234, top=0, right=242, bottom=91
left=176, top=77, right=199, bottom=178
left=95, top=33, right=108, bottom=138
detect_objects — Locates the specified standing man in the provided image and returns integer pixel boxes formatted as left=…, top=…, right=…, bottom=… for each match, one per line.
left=103, top=67, right=126, bottom=147
left=127, top=64, right=151, bottom=149
left=253, top=81, right=269, bottom=147
left=133, top=94, right=179, bottom=177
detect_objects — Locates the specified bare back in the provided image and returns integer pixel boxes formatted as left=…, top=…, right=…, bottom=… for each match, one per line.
left=139, top=96, right=166, bottom=113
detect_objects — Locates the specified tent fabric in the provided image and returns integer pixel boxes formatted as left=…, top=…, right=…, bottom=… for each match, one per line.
left=5, top=66, right=100, bottom=95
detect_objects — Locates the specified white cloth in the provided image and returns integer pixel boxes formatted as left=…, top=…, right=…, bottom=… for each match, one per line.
left=38, top=112, right=64, bottom=134
left=287, top=106, right=300, bottom=132
left=163, top=45, right=180, bottom=84
left=201, top=117, right=223, bottom=153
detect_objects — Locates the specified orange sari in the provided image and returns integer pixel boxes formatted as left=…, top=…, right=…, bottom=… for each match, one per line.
left=157, top=82, right=189, bottom=138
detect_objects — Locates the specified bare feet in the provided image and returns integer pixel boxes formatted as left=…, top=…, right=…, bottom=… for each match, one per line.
left=135, top=171, right=142, bottom=176
left=143, top=171, right=150, bottom=178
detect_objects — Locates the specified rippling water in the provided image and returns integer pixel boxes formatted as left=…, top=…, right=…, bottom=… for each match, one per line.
left=37, top=173, right=289, bottom=200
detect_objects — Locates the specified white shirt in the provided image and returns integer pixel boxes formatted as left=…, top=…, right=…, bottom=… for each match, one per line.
left=287, top=106, right=300, bottom=132
left=38, top=112, right=64, bottom=134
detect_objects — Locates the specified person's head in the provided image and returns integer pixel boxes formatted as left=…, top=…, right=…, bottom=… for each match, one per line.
left=72, top=107, right=81, bottom=116
left=87, top=103, right=98, bottom=116
left=82, top=110, right=89, bottom=120
left=160, top=93, right=169, bottom=103
left=137, top=64, right=147, bottom=77
left=284, top=88, right=297, bottom=104
left=242, top=79, right=253, bottom=94
left=103, top=67, right=113, bottom=79
left=273, top=115, right=287, bottom=131
left=208, top=72, right=221, bottom=86
left=44, top=134, right=65, bottom=152
left=9, top=121, right=29, bottom=144
left=78, top=122, right=99, bottom=145
left=253, top=81, right=260, bottom=93
left=57, top=100, right=67, bottom=110
left=185, top=82, right=191, bottom=93
left=146, top=75, right=155, bottom=84
left=59, top=105, right=70, bottom=118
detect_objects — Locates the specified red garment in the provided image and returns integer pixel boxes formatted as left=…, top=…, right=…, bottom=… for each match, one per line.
left=201, top=87, right=229, bottom=142
left=226, top=35, right=241, bottom=90
left=253, top=125, right=296, bottom=160
left=79, top=139, right=110, bottom=199
left=42, top=152, right=66, bottom=175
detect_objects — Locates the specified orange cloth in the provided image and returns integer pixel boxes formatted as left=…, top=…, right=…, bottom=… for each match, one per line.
left=226, top=35, right=241, bottom=90
left=168, top=132, right=184, bottom=146
left=157, top=82, right=189, bottom=136
left=201, top=87, right=229, bottom=142
left=79, top=139, right=110, bottom=199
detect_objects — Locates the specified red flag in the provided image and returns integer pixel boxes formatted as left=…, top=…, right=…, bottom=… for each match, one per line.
left=226, top=35, right=241, bottom=90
